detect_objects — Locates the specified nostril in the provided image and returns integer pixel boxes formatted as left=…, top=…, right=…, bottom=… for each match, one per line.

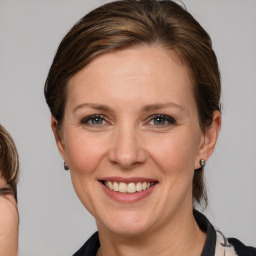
left=108, top=145, right=147, bottom=169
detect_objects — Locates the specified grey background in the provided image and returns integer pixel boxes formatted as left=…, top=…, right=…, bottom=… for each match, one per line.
left=0, top=0, right=255, bottom=255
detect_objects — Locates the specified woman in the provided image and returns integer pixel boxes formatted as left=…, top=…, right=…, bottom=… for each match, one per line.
left=44, top=0, right=256, bottom=255
left=0, top=124, right=19, bottom=255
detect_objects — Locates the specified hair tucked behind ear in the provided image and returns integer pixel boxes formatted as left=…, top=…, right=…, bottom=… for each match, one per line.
left=0, top=124, right=19, bottom=201
left=193, top=168, right=207, bottom=208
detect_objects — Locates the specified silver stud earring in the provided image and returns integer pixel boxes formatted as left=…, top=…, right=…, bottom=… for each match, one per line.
left=64, top=162, right=70, bottom=170
left=199, top=159, right=206, bottom=168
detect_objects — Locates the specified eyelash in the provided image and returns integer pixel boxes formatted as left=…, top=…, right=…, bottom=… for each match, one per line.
left=80, top=114, right=108, bottom=126
left=80, top=114, right=176, bottom=128
left=147, top=114, right=176, bottom=127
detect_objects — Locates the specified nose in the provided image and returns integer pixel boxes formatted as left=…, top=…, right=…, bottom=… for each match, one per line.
left=108, top=125, right=147, bottom=170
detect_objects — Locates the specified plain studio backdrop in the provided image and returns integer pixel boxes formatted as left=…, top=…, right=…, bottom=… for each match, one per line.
left=0, top=0, right=255, bottom=255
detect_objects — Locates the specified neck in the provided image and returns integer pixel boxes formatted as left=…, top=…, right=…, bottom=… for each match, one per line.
left=96, top=209, right=206, bottom=256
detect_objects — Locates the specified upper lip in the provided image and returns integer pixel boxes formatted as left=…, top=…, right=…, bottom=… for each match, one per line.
left=99, top=177, right=158, bottom=183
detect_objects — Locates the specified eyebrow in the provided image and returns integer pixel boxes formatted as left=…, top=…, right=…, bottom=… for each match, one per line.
left=73, top=103, right=111, bottom=113
left=141, top=102, right=185, bottom=112
left=73, top=102, right=184, bottom=113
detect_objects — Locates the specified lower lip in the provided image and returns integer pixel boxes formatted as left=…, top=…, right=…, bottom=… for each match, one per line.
left=100, top=182, right=157, bottom=203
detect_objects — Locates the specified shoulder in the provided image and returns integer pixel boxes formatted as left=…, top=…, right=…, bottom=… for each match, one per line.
left=228, top=237, right=256, bottom=256
left=194, top=210, right=256, bottom=256
left=215, top=231, right=256, bottom=256
left=73, top=232, right=100, bottom=256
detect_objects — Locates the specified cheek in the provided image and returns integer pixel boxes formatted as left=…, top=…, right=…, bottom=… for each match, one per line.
left=145, top=131, right=200, bottom=177
left=64, top=132, right=109, bottom=214
left=64, top=132, right=107, bottom=176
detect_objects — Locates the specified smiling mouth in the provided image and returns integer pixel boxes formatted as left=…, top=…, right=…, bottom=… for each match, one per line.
left=102, top=180, right=157, bottom=194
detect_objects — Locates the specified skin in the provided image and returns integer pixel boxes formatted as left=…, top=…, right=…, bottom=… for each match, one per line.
left=0, top=176, right=18, bottom=256
left=52, top=46, right=221, bottom=256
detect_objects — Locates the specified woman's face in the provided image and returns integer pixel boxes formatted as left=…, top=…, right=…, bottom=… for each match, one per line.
left=54, top=46, right=210, bottom=235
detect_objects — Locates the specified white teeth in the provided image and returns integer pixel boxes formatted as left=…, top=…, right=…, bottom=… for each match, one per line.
left=113, top=182, right=119, bottom=192
left=142, top=182, right=147, bottom=191
left=119, top=182, right=127, bottom=193
left=104, top=181, right=154, bottom=193
left=127, top=183, right=136, bottom=193
left=106, top=181, right=113, bottom=190
left=136, top=182, right=142, bottom=192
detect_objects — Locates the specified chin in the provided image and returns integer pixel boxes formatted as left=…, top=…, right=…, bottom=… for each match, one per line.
left=96, top=210, right=157, bottom=236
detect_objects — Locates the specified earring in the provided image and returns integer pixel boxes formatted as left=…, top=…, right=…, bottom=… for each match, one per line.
left=64, top=162, right=70, bottom=170
left=199, top=159, right=206, bottom=168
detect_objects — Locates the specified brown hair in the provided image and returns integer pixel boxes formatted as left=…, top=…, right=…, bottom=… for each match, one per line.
left=44, top=0, right=221, bottom=206
left=0, top=124, right=19, bottom=201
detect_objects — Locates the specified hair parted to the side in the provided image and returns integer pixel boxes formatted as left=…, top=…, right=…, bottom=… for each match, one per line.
left=44, top=0, right=221, bottom=206
left=0, top=124, right=19, bottom=201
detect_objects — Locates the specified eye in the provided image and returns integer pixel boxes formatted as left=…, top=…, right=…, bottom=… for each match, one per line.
left=147, top=114, right=176, bottom=126
left=81, top=114, right=107, bottom=126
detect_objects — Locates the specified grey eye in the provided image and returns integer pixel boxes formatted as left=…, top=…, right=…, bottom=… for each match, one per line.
left=90, top=117, right=104, bottom=125
left=148, top=114, right=176, bottom=126
left=153, top=117, right=167, bottom=125
left=81, top=115, right=107, bottom=125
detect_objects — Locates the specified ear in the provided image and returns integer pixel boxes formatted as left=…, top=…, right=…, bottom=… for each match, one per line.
left=51, top=116, right=65, bottom=159
left=195, top=110, right=221, bottom=169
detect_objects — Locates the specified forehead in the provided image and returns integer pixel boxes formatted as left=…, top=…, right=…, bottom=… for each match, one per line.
left=66, top=46, right=195, bottom=109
